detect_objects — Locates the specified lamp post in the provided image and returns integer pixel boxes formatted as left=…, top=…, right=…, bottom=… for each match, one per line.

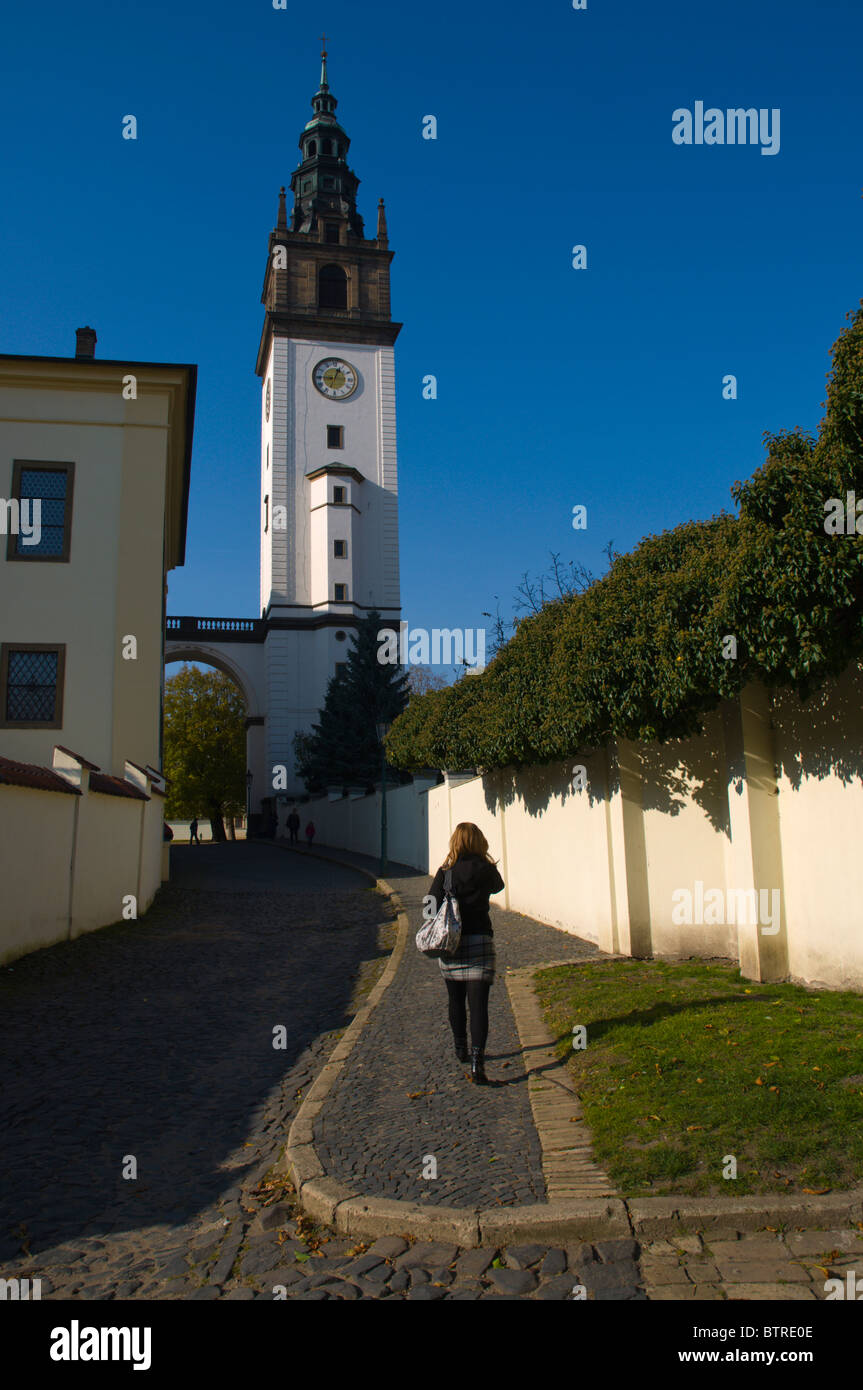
left=375, top=720, right=390, bottom=877
left=246, top=769, right=253, bottom=833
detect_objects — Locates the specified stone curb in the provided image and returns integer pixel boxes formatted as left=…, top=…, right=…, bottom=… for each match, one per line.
left=263, top=841, right=863, bottom=1247
left=505, top=961, right=618, bottom=1199
left=628, top=1190, right=863, bottom=1239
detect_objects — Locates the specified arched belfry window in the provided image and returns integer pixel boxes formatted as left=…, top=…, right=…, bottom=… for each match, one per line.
left=308, top=140, right=317, bottom=157
left=319, top=263, right=347, bottom=310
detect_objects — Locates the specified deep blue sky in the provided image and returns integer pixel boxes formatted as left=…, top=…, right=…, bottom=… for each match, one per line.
left=2, top=0, right=861, bottom=665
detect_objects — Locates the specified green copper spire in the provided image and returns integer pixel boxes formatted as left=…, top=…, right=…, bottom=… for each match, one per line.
left=289, top=45, right=365, bottom=239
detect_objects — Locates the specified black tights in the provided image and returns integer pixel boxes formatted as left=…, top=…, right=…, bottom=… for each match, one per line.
left=445, top=979, right=491, bottom=1051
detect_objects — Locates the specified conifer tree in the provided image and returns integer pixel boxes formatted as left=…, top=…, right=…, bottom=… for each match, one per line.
left=293, top=611, right=409, bottom=792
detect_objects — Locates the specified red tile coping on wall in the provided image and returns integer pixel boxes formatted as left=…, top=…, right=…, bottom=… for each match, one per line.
left=126, top=760, right=167, bottom=796
left=54, top=745, right=101, bottom=771
left=89, top=772, right=149, bottom=801
left=0, top=754, right=82, bottom=795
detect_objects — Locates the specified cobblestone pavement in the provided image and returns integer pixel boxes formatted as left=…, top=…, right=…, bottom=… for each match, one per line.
left=0, top=842, right=393, bottom=1299
left=314, top=853, right=603, bottom=1207
left=2, top=841, right=858, bottom=1301
left=639, top=1228, right=863, bottom=1300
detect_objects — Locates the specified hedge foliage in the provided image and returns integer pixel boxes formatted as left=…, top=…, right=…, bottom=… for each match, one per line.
left=386, top=303, right=863, bottom=772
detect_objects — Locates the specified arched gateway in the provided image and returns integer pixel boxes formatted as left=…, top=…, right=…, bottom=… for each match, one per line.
left=165, top=49, right=402, bottom=825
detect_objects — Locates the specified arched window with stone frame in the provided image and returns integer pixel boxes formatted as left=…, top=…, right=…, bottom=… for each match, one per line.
left=318, top=263, right=347, bottom=310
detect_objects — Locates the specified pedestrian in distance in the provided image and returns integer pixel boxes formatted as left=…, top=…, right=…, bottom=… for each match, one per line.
left=305, top=820, right=316, bottom=847
left=427, top=822, right=505, bottom=1085
left=189, top=817, right=200, bottom=846
left=287, top=808, right=300, bottom=843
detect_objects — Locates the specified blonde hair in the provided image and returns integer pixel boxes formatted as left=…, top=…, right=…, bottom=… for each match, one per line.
left=442, top=822, right=497, bottom=868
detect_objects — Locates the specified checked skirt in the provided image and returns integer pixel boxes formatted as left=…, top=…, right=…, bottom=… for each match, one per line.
left=437, top=932, right=496, bottom=984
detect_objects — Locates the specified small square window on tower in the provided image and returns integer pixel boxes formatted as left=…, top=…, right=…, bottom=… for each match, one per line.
left=333, top=485, right=347, bottom=504
left=334, top=583, right=348, bottom=602
left=333, top=539, right=347, bottom=558
left=327, top=425, right=344, bottom=449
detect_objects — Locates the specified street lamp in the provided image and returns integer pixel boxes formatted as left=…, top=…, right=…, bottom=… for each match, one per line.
left=375, top=720, right=391, bottom=877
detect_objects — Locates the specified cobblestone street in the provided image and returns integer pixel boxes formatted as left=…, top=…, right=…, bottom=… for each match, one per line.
left=0, top=842, right=392, bottom=1298
left=315, top=859, right=602, bottom=1207
left=1, top=840, right=860, bottom=1302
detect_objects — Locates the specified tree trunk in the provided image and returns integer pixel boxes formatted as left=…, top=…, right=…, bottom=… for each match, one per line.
left=209, top=806, right=226, bottom=842
left=225, top=815, right=236, bottom=842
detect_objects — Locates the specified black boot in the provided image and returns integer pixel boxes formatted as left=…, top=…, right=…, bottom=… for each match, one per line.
left=471, top=1046, right=488, bottom=1084
left=453, top=1035, right=468, bottom=1063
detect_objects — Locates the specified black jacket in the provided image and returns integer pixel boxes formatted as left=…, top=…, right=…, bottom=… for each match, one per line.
left=428, top=853, right=505, bottom=936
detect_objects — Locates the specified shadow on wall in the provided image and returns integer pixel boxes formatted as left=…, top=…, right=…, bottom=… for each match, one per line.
left=773, top=661, right=863, bottom=792
left=480, top=663, right=863, bottom=837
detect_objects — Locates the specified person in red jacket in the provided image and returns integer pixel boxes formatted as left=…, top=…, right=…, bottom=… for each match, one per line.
left=426, top=822, right=505, bottom=1084
left=305, top=820, right=316, bottom=847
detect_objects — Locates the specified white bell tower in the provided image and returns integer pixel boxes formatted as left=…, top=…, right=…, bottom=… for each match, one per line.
left=255, top=44, right=402, bottom=798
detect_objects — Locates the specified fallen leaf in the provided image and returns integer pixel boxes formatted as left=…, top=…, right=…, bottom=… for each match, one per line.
left=802, top=1187, right=832, bottom=1195
left=755, top=1078, right=764, bottom=1086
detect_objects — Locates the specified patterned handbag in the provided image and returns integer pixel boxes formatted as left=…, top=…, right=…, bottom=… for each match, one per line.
left=415, top=867, right=462, bottom=958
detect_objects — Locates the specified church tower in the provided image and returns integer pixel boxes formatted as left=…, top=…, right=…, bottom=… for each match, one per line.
left=255, top=44, right=402, bottom=795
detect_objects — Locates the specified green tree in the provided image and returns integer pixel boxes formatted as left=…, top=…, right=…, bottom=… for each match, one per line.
left=293, top=611, right=409, bottom=793
left=163, top=665, right=246, bottom=842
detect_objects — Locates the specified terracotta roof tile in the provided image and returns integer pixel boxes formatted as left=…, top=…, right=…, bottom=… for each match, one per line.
left=0, top=754, right=82, bottom=795
left=89, top=772, right=149, bottom=801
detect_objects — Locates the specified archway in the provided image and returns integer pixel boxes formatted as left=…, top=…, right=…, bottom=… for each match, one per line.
left=164, top=648, right=266, bottom=841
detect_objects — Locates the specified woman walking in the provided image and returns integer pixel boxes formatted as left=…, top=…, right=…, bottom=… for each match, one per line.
left=427, top=822, right=505, bottom=1084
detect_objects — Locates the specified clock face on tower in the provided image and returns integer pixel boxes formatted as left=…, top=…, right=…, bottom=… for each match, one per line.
left=312, top=357, right=358, bottom=400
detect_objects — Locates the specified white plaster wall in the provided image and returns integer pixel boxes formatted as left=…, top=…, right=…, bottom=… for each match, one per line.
left=491, top=762, right=613, bottom=946
left=139, top=794, right=165, bottom=912
left=70, top=792, right=144, bottom=936
left=639, top=713, right=737, bottom=960
left=0, top=785, right=75, bottom=962
left=773, top=664, right=863, bottom=991
left=0, top=781, right=156, bottom=963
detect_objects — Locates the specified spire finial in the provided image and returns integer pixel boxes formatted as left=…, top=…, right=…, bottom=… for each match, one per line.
left=319, top=33, right=329, bottom=88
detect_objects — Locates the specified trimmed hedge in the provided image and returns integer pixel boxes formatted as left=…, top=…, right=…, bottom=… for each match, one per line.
left=387, top=304, right=863, bottom=772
